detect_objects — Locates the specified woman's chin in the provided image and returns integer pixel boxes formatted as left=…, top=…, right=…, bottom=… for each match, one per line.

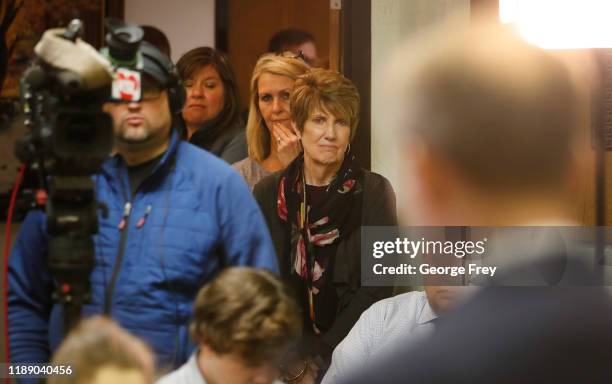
left=184, top=117, right=214, bottom=128
left=305, top=154, right=343, bottom=167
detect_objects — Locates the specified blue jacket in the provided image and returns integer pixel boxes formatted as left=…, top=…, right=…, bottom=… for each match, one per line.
left=8, top=129, right=278, bottom=369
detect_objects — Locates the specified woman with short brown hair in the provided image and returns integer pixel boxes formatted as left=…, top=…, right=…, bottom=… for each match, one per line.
left=254, top=68, right=397, bottom=380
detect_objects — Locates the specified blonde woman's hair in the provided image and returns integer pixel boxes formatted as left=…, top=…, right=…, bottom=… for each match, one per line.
left=246, top=53, right=310, bottom=161
left=49, top=316, right=155, bottom=384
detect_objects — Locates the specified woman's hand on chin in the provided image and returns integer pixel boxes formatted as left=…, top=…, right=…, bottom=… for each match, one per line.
left=272, top=121, right=302, bottom=167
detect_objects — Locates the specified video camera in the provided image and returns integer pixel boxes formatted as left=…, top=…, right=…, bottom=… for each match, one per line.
left=15, top=18, right=148, bottom=330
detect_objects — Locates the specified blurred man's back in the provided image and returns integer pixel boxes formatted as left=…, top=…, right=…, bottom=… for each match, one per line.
left=348, top=287, right=612, bottom=383
left=342, top=19, right=612, bottom=384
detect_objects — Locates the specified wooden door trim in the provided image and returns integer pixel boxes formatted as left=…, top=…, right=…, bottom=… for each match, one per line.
left=341, top=0, right=371, bottom=170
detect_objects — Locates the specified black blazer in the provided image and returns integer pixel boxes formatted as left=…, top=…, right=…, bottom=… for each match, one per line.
left=253, top=169, right=397, bottom=355
left=188, top=119, right=247, bottom=164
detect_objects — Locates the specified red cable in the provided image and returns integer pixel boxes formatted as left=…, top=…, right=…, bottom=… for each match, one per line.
left=4, top=164, right=26, bottom=379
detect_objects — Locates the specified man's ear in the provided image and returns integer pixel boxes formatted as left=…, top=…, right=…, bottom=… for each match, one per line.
left=416, top=143, right=458, bottom=203
left=199, top=342, right=216, bottom=358
left=405, top=139, right=459, bottom=210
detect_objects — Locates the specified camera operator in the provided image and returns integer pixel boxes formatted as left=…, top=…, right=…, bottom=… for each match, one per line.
left=8, top=39, right=278, bottom=370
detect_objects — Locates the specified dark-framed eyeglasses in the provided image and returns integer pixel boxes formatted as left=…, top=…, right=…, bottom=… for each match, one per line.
left=277, top=50, right=309, bottom=64
left=141, top=81, right=164, bottom=101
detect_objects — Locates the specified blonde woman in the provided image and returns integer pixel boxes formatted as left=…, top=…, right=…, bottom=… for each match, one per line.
left=233, top=53, right=310, bottom=188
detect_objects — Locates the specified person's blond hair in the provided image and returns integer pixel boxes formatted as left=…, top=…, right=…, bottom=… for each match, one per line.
left=189, top=267, right=301, bottom=365
left=49, top=316, right=155, bottom=384
left=291, top=68, right=360, bottom=139
left=246, top=53, right=310, bottom=161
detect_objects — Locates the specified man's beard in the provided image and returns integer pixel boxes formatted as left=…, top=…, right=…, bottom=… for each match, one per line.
left=114, top=121, right=154, bottom=145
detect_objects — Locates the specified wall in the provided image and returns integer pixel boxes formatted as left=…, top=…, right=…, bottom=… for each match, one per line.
left=371, top=0, right=471, bottom=217
left=124, top=0, right=215, bottom=62
left=227, top=0, right=330, bottom=110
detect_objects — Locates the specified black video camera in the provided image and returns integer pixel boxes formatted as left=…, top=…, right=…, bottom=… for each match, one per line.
left=15, top=18, right=146, bottom=330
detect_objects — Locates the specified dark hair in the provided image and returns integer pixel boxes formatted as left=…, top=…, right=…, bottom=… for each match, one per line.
left=142, top=25, right=171, bottom=58
left=268, top=29, right=315, bottom=53
left=177, top=47, right=242, bottom=140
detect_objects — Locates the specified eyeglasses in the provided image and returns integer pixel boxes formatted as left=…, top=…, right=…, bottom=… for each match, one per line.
left=277, top=50, right=309, bottom=64
left=141, top=81, right=163, bottom=101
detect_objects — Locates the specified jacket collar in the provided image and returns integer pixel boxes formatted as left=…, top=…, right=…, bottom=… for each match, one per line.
left=101, top=128, right=181, bottom=177
left=417, top=293, right=438, bottom=325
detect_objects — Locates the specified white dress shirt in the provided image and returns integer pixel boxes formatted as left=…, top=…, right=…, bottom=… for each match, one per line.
left=322, top=291, right=437, bottom=384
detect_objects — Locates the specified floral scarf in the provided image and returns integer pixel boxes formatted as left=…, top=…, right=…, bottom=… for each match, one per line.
left=277, top=151, right=363, bottom=331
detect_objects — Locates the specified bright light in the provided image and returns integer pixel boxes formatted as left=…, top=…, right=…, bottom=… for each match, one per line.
left=500, top=0, right=612, bottom=49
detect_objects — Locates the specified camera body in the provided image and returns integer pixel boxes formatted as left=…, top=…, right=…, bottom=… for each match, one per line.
left=15, top=18, right=147, bottom=329
left=17, top=65, right=113, bottom=175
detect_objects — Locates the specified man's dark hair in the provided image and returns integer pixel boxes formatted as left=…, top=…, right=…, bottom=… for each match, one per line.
left=268, top=28, right=315, bottom=53
left=142, top=25, right=171, bottom=58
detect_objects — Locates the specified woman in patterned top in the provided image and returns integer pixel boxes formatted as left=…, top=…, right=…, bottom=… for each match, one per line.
left=253, top=68, right=397, bottom=382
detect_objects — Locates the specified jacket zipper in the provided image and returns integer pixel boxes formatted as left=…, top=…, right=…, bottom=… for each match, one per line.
left=102, top=154, right=169, bottom=315
left=104, top=200, right=132, bottom=314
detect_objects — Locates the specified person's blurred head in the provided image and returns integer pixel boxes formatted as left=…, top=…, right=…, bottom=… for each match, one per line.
left=268, top=28, right=318, bottom=65
left=177, top=47, right=241, bottom=135
left=190, top=267, right=302, bottom=384
left=246, top=53, right=310, bottom=161
left=391, top=20, right=583, bottom=226
left=290, top=68, right=360, bottom=171
left=424, top=286, right=466, bottom=316
left=49, top=316, right=155, bottom=384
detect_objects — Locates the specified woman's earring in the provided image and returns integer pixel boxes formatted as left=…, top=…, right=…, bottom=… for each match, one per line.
left=346, top=143, right=351, bottom=154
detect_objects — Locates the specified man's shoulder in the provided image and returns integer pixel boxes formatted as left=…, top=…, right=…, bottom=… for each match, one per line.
left=177, top=141, right=228, bottom=166
left=365, top=290, right=427, bottom=322
left=157, top=354, right=205, bottom=384
left=175, top=141, right=241, bottom=181
left=356, top=291, right=433, bottom=362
